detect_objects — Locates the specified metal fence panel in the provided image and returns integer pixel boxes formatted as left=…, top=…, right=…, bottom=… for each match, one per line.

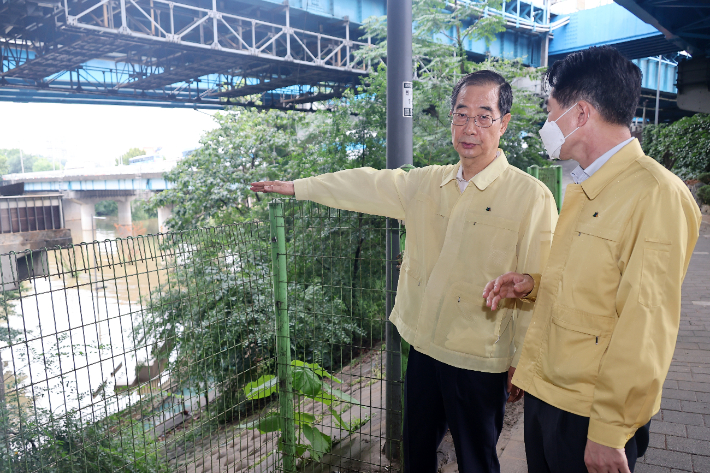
left=0, top=201, right=400, bottom=473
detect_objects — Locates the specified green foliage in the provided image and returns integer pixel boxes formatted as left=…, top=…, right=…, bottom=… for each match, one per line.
left=241, top=360, right=359, bottom=462
left=132, top=199, right=157, bottom=220
left=0, top=149, right=62, bottom=174
left=0, top=154, right=8, bottom=176
left=0, top=410, right=168, bottom=473
left=697, top=172, right=710, bottom=185
left=642, top=114, right=710, bottom=179
left=31, top=157, right=59, bottom=172
left=117, top=147, right=145, bottom=166
left=698, top=185, right=710, bottom=206
left=95, top=200, right=118, bottom=216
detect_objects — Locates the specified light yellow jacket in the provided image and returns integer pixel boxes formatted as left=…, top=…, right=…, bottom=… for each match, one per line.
left=295, top=151, right=558, bottom=373
left=513, top=140, right=702, bottom=448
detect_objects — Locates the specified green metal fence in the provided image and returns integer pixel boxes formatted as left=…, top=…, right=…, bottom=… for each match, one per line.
left=527, top=165, right=563, bottom=211
left=0, top=200, right=398, bottom=473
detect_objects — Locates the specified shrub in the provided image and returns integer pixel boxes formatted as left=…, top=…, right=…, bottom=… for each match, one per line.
left=698, top=172, right=710, bottom=185
left=698, top=185, right=710, bottom=206
left=642, top=114, right=710, bottom=179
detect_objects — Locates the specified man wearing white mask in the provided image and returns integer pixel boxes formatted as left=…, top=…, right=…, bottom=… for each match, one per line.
left=252, top=70, right=558, bottom=473
left=483, top=46, right=701, bottom=473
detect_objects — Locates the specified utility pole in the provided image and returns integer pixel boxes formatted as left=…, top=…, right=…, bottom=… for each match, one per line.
left=655, top=55, right=662, bottom=126
left=19, top=150, right=24, bottom=173
left=385, top=0, right=412, bottom=462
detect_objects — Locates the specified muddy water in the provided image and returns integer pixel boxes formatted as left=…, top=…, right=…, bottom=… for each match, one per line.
left=2, top=218, right=171, bottom=423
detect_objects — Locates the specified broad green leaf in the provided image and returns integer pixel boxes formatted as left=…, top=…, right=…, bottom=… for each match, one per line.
left=254, top=412, right=282, bottom=433
left=321, top=383, right=359, bottom=405
left=244, top=375, right=277, bottom=400
left=301, top=425, right=332, bottom=461
left=291, top=360, right=342, bottom=383
left=295, top=443, right=309, bottom=458
left=292, top=366, right=322, bottom=397
left=294, top=411, right=316, bottom=426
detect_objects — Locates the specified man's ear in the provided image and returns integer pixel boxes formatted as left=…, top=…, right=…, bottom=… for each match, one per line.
left=576, top=101, right=593, bottom=127
left=499, top=113, right=512, bottom=136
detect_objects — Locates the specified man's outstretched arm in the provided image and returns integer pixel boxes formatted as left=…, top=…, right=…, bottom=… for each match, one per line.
left=252, top=168, right=412, bottom=221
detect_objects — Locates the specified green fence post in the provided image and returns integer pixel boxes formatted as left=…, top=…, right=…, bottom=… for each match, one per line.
left=269, top=202, right=296, bottom=473
left=555, top=165, right=563, bottom=211
left=527, top=165, right=540, bottom=180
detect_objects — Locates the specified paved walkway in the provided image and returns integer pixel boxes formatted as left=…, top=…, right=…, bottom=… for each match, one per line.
left=497, top=214, right=710, bottom=472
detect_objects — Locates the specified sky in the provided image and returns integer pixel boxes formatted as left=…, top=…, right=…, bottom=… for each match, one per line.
left=0, top=101, right=221, bottom=168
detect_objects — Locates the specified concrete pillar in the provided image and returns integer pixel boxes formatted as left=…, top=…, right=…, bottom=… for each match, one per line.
left=81, top=202, right=96, bottom=232
left=117, top=200, right=132, bottom=226
left=157, top=205, right=174, bottom=233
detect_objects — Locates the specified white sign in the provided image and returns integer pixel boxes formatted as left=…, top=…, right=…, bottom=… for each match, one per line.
left=403, top=82, right=413, bottom=117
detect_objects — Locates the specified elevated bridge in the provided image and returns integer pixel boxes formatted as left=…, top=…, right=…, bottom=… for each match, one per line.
left=0, top=0, right=685, bottom=111
left=2, top=162, right=176, bottom=235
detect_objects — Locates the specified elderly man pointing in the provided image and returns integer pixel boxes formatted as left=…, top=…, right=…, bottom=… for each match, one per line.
left=252, top=70, right=557, bottom=473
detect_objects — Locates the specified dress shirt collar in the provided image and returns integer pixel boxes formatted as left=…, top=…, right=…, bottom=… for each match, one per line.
left=570, top=137, right=635, bottom=184
left=442, top=150, right=507, bottom=191
left=581, top=138, right=645, bottom=200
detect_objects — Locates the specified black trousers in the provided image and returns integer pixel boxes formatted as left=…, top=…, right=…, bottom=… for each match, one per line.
left=402, top=348, right=509, bottom=473
left=524, top=394, right=651, bottom=473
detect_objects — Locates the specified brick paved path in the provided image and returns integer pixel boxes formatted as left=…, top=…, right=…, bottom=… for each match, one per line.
left=497, top=215, right=710, bottom=472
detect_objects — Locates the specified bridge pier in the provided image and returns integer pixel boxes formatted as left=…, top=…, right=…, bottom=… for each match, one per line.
left=116, top=198, right=133, bottom=227
left=157, top=205, right=174, bottom=233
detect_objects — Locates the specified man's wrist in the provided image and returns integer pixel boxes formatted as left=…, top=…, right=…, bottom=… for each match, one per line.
left=520, top=273, right=540, bottom=302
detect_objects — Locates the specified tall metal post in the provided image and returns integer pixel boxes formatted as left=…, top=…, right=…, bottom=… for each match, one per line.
left=269, top=202, right=296, bottom=473
left=655, top=55, right=662, bottom=125
left=385, top=0, right=412, bottom=462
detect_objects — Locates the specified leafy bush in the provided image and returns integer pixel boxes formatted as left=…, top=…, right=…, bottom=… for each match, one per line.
left=642, top=114, right=710, bottom=179
left=95, top=200, right=118, bottom=216
left=242, top=360, right=359, bottom=462
left=698, top=185, right=710, bottom=206
left=698, top=172, right=710, bottom=185
left=1, top=409, right=168, bottom=473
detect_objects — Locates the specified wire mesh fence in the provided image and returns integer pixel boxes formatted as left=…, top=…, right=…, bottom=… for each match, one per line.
left=0, top=200, right=399, bottom=473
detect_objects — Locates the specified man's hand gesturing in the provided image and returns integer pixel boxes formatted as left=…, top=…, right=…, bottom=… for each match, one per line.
left=482, top=272, right=534, bottom=311
left=250, top=181, right=295, bottom=196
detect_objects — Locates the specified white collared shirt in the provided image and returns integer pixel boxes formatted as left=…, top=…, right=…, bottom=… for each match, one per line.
left=570, top=137, right=635, bottom=184
left=456, top=151, right=501, bottom=193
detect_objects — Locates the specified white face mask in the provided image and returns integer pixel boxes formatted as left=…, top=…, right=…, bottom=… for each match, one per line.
left=539, top=102, right=581, bottom=159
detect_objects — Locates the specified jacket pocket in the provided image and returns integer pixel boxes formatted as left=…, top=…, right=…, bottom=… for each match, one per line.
left=539, top=307, right=615, bottom=399
left=433, top=282, right=513, bottom=358
left=464, top=213, right=520, bottom=280
left=638, top=240, right=671, bottom=308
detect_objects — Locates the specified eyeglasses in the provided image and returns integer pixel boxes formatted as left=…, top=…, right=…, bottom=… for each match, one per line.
left=450, top=112, right=502, bottom=128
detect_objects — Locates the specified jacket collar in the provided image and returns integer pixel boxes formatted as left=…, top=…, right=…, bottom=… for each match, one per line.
left=580, top=139, right=644, bottom=200
left=440, top=149, right=509, bottom=191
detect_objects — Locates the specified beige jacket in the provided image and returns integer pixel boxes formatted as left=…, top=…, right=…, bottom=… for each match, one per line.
left=513, top=139, right=702, bottom=448
left=295, top=151, right=558, bottom=373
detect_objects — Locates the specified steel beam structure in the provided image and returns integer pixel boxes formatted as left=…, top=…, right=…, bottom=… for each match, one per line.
left=1, top=0, right=373, bottom=108
left=0, top=0, right=569, bottom=108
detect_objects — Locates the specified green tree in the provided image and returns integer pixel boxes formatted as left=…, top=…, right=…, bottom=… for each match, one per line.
left=95, top=200, right=118, bottom=216
left=31, top=157, right=59, bottom=172
left=642, top=114, right=710, bottom=179
left=0, top=154, right=9, bottom=175
left=0, top=149, right=36, bottom=174
left=116, top=147, right=145, bottom=166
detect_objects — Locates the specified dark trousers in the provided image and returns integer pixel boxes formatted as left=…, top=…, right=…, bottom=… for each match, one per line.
left=403, top=348, right=509, bottom=473
left=524, top=393, right=651, bottom=473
